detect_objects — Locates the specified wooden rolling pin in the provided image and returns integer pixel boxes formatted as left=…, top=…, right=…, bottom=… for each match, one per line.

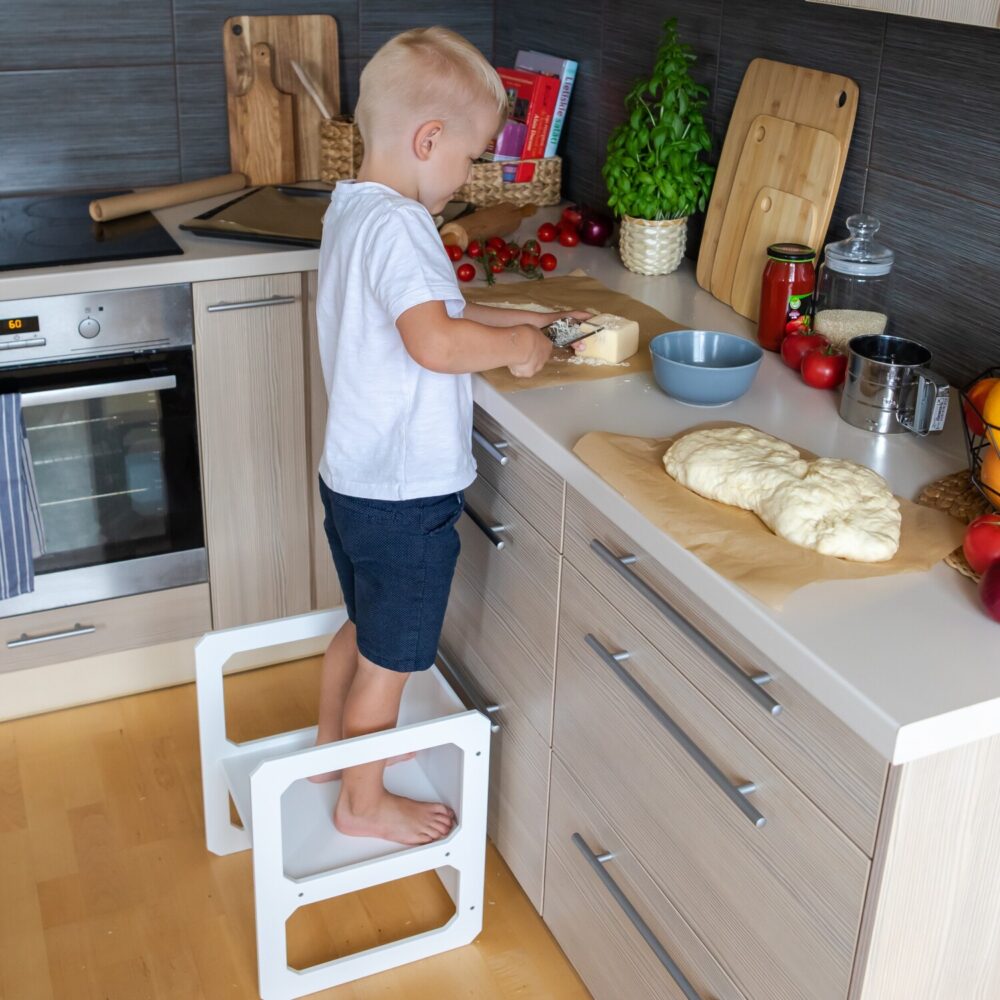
left=440, top=202, right=537, bottom=250
left=89, top=173, right=247, bottom=222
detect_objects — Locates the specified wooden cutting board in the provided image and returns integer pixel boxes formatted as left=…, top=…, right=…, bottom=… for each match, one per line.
left=696, top=59, right=859, bottom=293
left=728, top=186, right=818, bottom=319
left=223, top=14, right=340, bottom=183
left=711, top=115, right=841, bottom=315
left=229, top=43, right=296, bottom=185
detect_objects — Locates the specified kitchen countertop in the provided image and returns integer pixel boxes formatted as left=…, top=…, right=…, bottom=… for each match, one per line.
left=1, top=190, right=994, bottom=764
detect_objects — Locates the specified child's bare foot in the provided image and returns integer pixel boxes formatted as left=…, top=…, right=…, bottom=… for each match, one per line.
left=307, top=751, right=417, bottom=784
left=333, top=788, right=456, bottom=844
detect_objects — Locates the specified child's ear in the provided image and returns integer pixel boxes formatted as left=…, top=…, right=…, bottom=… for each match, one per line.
left=414, top=120, right=444, bottom=161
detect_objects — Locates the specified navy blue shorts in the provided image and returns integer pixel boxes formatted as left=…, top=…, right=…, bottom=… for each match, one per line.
left=318, top=477, right=464, bottom=672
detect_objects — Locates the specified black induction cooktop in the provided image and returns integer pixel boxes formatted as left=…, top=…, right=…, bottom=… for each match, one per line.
left=0, top=191, right=183, bottom=272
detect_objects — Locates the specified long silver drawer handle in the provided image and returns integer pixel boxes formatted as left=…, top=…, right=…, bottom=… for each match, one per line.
left=464, top=504, right=506, bottom=550
left=7, top=624, right=96, bottom=648
left=572, top=833, right=703, bottom=1000
left=206, top=295, right=298, bottom=312
left=472, top=427, right=510, bottom=466
left=590, top=539, right=781, bottom=717
left=437, top=650, right=501, bottom=732
left=22, top=375, right=177, bottom=408
left=585, top=633, right=765, bottom=828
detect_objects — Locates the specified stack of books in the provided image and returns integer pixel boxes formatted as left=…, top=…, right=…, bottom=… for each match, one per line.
left=489, top=50, right=577, bottom=182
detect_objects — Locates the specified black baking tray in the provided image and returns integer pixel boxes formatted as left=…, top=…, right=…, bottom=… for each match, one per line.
left=179, top=185, right=331, bottom=247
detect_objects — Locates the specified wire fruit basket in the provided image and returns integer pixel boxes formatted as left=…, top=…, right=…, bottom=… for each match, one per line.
left=959, top=366, right=1000, bottom=511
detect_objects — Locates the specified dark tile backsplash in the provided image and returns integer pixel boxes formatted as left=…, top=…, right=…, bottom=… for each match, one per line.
left=0, top=0, right=996, bottom=379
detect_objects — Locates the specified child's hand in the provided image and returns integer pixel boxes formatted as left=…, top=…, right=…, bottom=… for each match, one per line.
left=527, top=309, right=593, bottom=329
left=508, top=325, right=554, bottom=378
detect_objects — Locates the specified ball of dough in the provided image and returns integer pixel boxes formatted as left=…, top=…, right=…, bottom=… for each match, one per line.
left=755, top=458, right=901, bottom=562
left=663, top=427, right=809, bottom=511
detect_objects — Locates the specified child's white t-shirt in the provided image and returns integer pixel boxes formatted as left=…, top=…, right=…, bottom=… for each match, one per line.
left=316, top=181, right=476, bottom=501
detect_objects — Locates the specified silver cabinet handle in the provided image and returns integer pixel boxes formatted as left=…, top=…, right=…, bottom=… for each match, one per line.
left=585, top=633, right=765, bottom=828
left=472, top=427, right=510, bottom=466
left=7, top=624, right=96, bottom=648
left=591, top=539, right=781, bottom=717
left=206, top=295, right=298, bottom=313
left=22, top=375, right=177, bottom=408
left=437, top=650, right=501, bottom=732
left=464, top=504, right=506, bottom=550
left=572, top=833, right=704, bottom=1000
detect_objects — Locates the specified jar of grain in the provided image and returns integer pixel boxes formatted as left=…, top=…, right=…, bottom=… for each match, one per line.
left=815, top=214, right=894, bottom=350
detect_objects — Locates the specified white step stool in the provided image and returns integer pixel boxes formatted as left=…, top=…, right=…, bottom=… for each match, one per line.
left=195, top=607, right=492, bottom=1000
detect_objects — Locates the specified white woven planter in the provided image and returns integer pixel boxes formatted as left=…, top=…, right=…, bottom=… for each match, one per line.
left=619, top=215, right=688, bottom=276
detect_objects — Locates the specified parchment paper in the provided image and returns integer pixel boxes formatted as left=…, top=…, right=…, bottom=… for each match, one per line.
left=464, top=273, right=684, bottom=393
left=572, top=426, right=966, bottom=608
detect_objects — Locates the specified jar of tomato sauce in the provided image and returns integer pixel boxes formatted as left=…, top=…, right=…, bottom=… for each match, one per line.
left=758, top=243, right=816, bottom=352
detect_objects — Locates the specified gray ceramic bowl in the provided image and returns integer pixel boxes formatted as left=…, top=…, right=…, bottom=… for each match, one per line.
left=649, top=330, right=763, bottom=406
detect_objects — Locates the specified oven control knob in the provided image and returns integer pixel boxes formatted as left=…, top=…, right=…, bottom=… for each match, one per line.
left=78, top=317, right=101, bottom=339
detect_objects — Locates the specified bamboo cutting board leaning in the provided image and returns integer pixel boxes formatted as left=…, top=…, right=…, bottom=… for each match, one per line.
left=223, top=15, right=340, bottom=183
left=697, top=59, right=859, bottom=303
left=711, top=115, right=842, bottom=317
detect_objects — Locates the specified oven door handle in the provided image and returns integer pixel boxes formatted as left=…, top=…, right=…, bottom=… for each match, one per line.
left=20, top=375, right=177, bottom=408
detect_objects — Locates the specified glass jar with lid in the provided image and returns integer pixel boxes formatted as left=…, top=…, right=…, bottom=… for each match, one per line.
left=814, top=214, right=895, bottom=350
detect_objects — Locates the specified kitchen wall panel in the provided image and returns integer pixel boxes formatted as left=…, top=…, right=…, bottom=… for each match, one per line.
left=493, top=0, right=1000, bottom=383
left=0, top=0, right=174, bottom=71
left=0, top=67, right=180, bottom=192
left=359, top=0, right=493, bottom=60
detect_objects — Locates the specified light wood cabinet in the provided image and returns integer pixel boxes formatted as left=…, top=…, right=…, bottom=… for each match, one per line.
left=193, top=273, right=311, bottom=629
left=808, top=0, right=999, bottom=28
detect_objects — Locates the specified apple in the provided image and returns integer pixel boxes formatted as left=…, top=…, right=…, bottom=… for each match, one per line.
left=963, top=513, right=1000, bottom=575
left=979, top=561, right=1000, bottom=623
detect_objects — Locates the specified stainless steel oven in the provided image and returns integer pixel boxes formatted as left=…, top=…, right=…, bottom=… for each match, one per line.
left=0, top=283, right=206, bottom=618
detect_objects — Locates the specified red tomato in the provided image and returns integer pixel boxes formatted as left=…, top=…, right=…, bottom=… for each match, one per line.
left=498, top=247, right=515, bottom=265
left=489, top=260, right=504, bottom=274
left=560, top=205, right=583, bottom=230
left=801, top=347, right=848, bottom=389
left=780, top=332, right=829, bottom=371
left=963, top=513, right=1000, bottom=575
left=539, top=252, right=558, bottom=272
left=486, top=236, right=506, bottom=251
left=558, top=228, right=580, bottom=247
left=456, top=262, right=476, bottom=282
left=466, top=240, right=484, bottom=258
left=445, top=244, right=463, bottom=262
left=522, top=238, right=541, bottom=255
left=536, top=222, right=558, bottom=242
left=520, top=251, right=539, bottom=270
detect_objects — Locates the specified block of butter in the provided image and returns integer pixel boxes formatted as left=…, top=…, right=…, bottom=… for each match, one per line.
left=577, top=313, right=640, bottom=364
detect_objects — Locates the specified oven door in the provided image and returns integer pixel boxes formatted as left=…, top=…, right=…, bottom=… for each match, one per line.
left=0, top=349, right=206, bottom=617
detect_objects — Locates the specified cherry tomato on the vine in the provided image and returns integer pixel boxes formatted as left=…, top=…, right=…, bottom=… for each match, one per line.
left=520, top=251, right=539, bottom=270
left=539, top=253, right=558, bottom=272
left=466, top=240, right=484, bottom=258
left=486, top=236, right=506, bottom=251
left=446, top=244, right=463, bottom=262
left=489, top=260, right=504, bottom=274
left=456, top=262, right=476, bottom=282
left=498, top=247, right=516, bottom=265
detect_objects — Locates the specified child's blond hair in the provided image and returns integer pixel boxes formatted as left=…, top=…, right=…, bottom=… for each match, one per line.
left=355, top=27, right=508, bottom=145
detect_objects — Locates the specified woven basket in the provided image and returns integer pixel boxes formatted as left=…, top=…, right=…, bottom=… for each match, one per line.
left=453, top=156, right=561, bottom=208
left=916, top=469, right=992, bottom=582
left=319, top=117, right=364, bottom=183
left=619, top=215, right=687, bottom=275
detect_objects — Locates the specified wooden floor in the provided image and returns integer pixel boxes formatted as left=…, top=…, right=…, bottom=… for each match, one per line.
left=0, top=655, right=591, bottom=1000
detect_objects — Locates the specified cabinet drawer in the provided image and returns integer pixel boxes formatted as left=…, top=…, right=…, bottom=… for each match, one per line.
left=554, top=563, right=870, bottom=1000
left=545, top=756, right=748, bottom=1000
left=458, top=476, right=560, bottom=669
left=437, top=630, right=549, bottom=911
left=564, top=486, right=886, bottom=855
left=442, top=563, right=553, bottom=742
left=2, top=584, right=211, bottom=673
left=472, top=405, right=564, bottom=544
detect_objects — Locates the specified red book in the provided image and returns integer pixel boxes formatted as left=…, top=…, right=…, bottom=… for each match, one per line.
left=496, top=68, right=560, bottom=182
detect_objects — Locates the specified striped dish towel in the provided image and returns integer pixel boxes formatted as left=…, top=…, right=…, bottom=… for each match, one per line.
left=0, top=394, right=45, bottom=600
